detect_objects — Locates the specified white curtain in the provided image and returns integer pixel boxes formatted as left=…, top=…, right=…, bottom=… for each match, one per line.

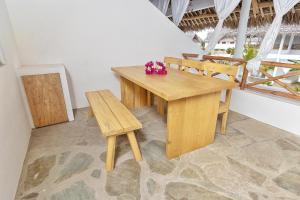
left=171, top=0, right=190, bottom=26
left=246, top=0, right=300, bottom=72
left=151, top=0, right=170, bottom=15
left=158, top=0, right=170, bottom=15
left=205, top=0, right=241, bottom=53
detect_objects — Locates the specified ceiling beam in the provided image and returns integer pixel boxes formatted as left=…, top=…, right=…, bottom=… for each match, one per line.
left=166, top=0, right=214, bottom=16
left=251, top=0, right=259, bottom=18
left=182, top=1, right=300, bottom=21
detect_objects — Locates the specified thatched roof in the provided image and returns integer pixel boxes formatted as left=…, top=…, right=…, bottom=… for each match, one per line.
left=175, top=0, right=300, bottom=32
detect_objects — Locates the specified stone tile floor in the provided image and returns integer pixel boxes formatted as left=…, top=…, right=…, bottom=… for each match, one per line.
left=15, top=107, right=300, bottom=200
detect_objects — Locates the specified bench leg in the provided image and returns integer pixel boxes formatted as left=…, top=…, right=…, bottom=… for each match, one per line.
left=106, top=136, right=116, bottom=171
left=88, top=107, right=94, bottom=118
left=127, top=131, right=142, bottom=161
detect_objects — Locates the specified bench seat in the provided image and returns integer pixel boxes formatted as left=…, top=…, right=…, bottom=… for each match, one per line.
left=86, top=90, right=142, bottom=171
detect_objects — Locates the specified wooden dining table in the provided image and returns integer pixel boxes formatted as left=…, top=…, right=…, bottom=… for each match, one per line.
left=112, top=66, right=236, bottom=159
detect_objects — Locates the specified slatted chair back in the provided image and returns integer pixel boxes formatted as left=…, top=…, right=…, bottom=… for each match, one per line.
left=181, top=59, right=205, bottom=75
left=202, top=61, right=238, bottom=82
left=182, top=53, right=199, bottom=59
left=164, top=57, right=182, bottom=70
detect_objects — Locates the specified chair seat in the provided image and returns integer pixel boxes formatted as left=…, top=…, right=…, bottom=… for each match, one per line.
left=218, top=101, right=227, bottom=114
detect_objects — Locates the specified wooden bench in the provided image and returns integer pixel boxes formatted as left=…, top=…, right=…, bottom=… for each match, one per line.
left=85, top=90, right=142, bottom=171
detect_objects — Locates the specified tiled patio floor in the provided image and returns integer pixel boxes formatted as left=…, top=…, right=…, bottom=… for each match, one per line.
left=15, top=107, right=300, bottom=200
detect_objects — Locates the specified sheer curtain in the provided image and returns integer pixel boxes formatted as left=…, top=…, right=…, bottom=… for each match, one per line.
left=151, top=0, right=170, bottom=15
left=246, top=0, right=300, bottom=72
left=158, top=0, right=170, bottom=15
left=205, top=0, right=241, bottom=53
left=171, top=0, right=189, bottom=26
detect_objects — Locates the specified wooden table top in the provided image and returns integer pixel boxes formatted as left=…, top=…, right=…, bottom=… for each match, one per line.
left=112, top=66, right=237, bottom=101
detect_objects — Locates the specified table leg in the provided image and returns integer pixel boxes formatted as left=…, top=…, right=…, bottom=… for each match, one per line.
left=147, top=91, right=152, bottom=106
left=156, top=96, right=165, bottom=116
left=166, top=92, right=220, bottom=159
left=120, top=77, right=147, bottom=109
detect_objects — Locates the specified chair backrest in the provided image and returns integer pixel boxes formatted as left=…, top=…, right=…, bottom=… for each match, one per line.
left=182, top=53, right=199, bottom=59
left=202, top=61, right=238, bottom=82
left=181, top=59, right=205, bottom=75
left=164, top=57, right=182, bottom=70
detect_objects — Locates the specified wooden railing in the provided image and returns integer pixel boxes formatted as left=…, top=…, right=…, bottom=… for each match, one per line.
left=182, top=53, right=300, bottom=101
left=182, top=54, right=246, bottom=65
left=241, top=61, right=300, bottom=100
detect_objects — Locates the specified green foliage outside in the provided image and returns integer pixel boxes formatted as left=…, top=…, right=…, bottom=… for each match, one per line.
left=243, top=44, right=257, bottom=61
left=226, top=48, right=235, bottom=55
left=263, top=81, right=273, bottom=86
left=288, top=60, right=300, bottom=72
left=261, top=65, right=275, bottom=72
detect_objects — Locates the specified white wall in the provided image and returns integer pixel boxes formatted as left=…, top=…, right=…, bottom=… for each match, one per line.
left=230, top=89, right=300, bottom=136
left=0, top=0, right=31, bottom=199
left=5, top=0, right=201, bottom=108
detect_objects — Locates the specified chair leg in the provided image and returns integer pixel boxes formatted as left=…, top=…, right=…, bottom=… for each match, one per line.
left=127, top=131, right=142, bottom=161
left=106, top=136, right=116, bottom=171
left=221, top=111, right=229, bottom=134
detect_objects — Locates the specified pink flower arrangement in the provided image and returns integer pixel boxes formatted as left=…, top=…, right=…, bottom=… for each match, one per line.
left=144, top=61, right=167, bottom=75
left=155, top=61, right=167, bottom=75
left=145, top=61, right=154, bottom=74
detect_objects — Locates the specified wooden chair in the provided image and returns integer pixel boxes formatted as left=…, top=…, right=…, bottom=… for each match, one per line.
left=181, top=59, right=205, bottom=75
left=201, top=61, right=238, bottom=134
left=152, top=57, right=183, bottom=116
left=86, top=90, right=142, bottom=171
left=164, top=57, right=183, bottom=70
left=182, top=53, right=199, bottom=59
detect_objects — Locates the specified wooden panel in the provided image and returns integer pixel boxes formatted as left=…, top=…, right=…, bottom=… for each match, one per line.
left=166, top=92, right=221, bottom=159
left=120, top=77, right=148, bottom=109
left=86, top=90, right=142, bottom=136
left=22, top=73, right=68, bottom=127
left=112, top=66, right=236, bottom=101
